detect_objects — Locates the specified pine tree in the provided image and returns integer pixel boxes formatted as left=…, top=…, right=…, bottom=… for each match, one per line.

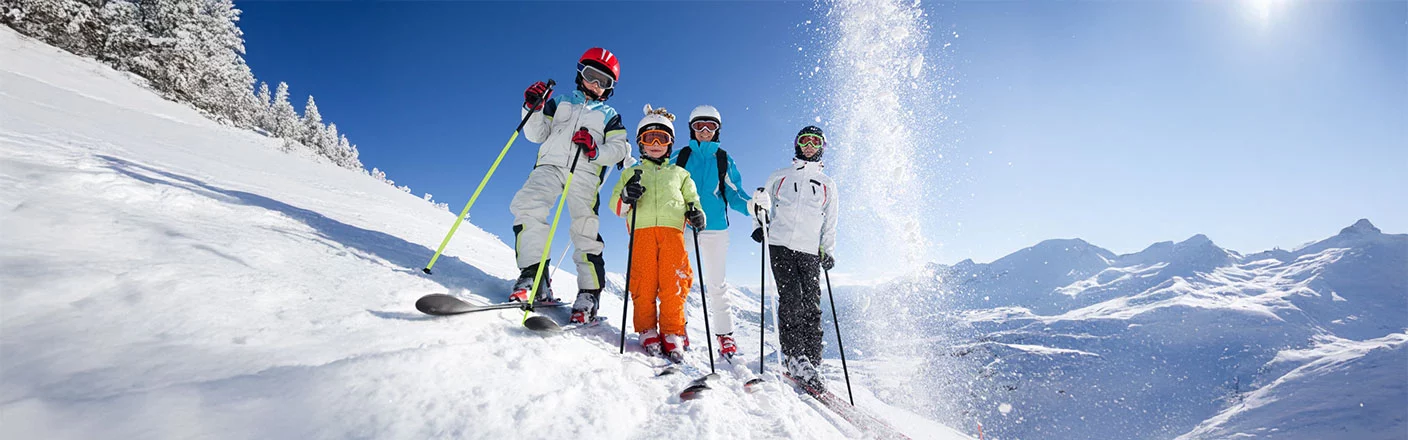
left=99, top=0, right=153, bottom=72
left=254, top=81, right=272, bottom=133
left=130, top=0, right=255, bottom=125
left=323, top=123, right=339, bottom=159
left=301, top=95, right=324, bottom=150
left=269, top=82, right=299, bottom=138
left=2, top=0, right=107, bottom=57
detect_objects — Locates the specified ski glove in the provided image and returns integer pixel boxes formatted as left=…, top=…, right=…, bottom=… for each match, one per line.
left=751, top=227, right=764, bottom=244
left=622, top=175, right=646, bottom=205
left=821, top=252, right=835, bottom=270
left=573, top=128, right=598, bottom=160
left=524, top=81, right=552, bottom=110
left=748, top=188, right=772, bottom=217
left=686, top=206, right=706, bottom=229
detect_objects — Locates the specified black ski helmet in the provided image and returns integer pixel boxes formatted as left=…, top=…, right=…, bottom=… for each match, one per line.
left=794, top=125, right=825, bottom=161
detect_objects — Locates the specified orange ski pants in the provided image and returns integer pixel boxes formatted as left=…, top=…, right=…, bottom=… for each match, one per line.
left=628, top=227, right=693, bottom=337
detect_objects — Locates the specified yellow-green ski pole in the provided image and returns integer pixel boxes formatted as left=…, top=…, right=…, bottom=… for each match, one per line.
left=521, top=150, right=583, bottom=326
left=423, top=79, right=555, bottom=275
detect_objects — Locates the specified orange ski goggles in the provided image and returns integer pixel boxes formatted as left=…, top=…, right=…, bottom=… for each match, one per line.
left=638, top=129, right=673, bottom=147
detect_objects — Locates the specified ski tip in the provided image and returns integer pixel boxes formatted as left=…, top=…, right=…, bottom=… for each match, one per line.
left=415, top=293, right=466, bottom=315
left=679, top=384, right=710, bottom=401
left=523, top=315, right=562, bottom=332
left=657, top=366, right=681, bottom=377
left=743, top=378, right=765, bottom=393
left=421, top=268, right=432, bottom=275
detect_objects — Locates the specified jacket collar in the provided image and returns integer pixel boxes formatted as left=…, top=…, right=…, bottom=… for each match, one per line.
left=688, top=140, right=719, bottom=155
left=792, top=158, right=825, bottom=173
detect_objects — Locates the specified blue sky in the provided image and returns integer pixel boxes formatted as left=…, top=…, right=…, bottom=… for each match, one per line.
left=237, top=1, right=1406, bottom=286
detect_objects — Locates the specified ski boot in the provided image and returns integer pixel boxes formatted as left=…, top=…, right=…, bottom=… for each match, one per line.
left=640, top=329, right=662, bottom=357
left=508, top=263, right=555, bottom=304
left=663, top=334, right=689, bottom=363
left=783, top=355, right=828, bottom=396
left=716, top=333, right=738, bottom=360
left=569, top=289, right=601, bottom=324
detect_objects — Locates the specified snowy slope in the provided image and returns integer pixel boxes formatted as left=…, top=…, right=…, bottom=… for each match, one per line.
left=0, top=27, right=970, bottom=440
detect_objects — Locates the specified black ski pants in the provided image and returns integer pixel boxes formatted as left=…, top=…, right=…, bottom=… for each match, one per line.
left=770, top=245, right=823, bottom=367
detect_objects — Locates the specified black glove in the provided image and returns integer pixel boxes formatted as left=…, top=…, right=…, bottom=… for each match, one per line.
left=622, top=175, right=645, bottom=205
left=686, top=206, right=706, bottom=229
left=820, top=253, right=835, bottom=270
left=751, top=227, right=764, bottom=244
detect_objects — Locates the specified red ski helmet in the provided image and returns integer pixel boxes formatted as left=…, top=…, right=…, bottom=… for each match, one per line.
left=577, top=47, right=620, bottom=100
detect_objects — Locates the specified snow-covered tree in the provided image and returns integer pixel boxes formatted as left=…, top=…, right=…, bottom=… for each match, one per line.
left=253, top=81, right=272, bottom=133
left=128, top=0, right=256, bottom=126
left=269, top=82, right=299, bottom=138
left=301, top=95, right=324, bottom=149
left=2, top=0, right=107, bottom=57
left=322, top=123, right=340, bottom=159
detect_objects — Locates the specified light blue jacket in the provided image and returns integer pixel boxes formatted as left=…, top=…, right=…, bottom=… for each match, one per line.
left=671, top=140, right=751, bottom=231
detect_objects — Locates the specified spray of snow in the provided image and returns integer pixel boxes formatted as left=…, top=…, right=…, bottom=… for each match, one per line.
left=805, top=0, right=958, bottom=275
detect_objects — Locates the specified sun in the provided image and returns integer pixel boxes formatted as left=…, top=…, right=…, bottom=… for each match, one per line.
left=1246, top=0, right=1279, bottom=27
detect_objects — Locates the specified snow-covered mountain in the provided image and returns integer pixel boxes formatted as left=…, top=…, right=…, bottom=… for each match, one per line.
left=832, top=219, right=1406, bottom=439
left=0, top=27, right=971, bottom=439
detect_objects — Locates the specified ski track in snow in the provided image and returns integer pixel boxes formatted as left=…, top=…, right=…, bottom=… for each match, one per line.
left=0, top=28, right=971, bottom=439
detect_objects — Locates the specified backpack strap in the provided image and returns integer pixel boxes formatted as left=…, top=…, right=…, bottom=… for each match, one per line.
left=675, top=147, right=693, bottom=169
left=715, top=148, right=729, bottom=211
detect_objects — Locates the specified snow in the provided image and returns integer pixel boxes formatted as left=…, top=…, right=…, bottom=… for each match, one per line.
left=878, top=215, right=1405, bottom=438
left=0, top=27, right=971, bottom=440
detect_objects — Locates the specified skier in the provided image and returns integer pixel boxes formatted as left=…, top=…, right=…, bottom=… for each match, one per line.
left=672, top=105, right=753, bottom=360
left=608, top=105, right=707, bottom=361
left=508, top=48, right=629, bottom=315
left=751, top=125, right=838, bottom=394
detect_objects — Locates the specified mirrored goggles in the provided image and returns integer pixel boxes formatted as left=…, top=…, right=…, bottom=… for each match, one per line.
left=638, top=129, right=673, bottom=147
left=690, top=120, right=719, bottom=133
left=578, top=63, right=615, bottom=90
left=796, top=133, right=825, bottom=149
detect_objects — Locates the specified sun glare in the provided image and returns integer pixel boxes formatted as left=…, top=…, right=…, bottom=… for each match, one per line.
left=1246, top=0, right=1279, bottom=27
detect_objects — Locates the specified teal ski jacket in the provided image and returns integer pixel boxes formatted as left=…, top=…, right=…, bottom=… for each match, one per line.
left=671, top=140, right=751, bottom=231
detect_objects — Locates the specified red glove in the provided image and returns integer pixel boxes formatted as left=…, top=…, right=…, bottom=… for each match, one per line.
left=573, top=128, right=597, bottom=160
left=524, top=81, right=551, bottom=110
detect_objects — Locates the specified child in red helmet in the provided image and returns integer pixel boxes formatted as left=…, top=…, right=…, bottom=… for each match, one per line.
left=509, top=48, right=629, bottom=326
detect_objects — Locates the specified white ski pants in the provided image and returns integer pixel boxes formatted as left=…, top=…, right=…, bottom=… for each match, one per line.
left=510, top=164, right=607, bottom=291
left=685, top=229, right=735, bottom=335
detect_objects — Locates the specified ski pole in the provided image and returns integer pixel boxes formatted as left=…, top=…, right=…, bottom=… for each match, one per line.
left=618, top=169, right=643, bottom=353
left=688, top=209, right=716, bottom=373
left=425, top=79, right=555, bottom=275
left=823, top=265, right=854, bottom=406
left=756, top=204, right=770, bottom=377
left=521, top=146, right=583, bottom=325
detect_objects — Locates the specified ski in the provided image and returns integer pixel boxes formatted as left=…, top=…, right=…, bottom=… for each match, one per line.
left=415, top=293, right=564, bottom=316
left=780, top=374, right=912, bottom=440
left=677, top=372, right=719, bottom=401
left=523, top=315, right=606, bottom=332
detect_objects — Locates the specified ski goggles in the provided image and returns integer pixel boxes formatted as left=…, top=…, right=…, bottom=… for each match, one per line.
left=638, top=129, right=673, bottom=147
left=690, top=120, right=720, bottom=133
left=796, top=133, right=825, bottom=149
left=577, top=63, right=616, bottom=90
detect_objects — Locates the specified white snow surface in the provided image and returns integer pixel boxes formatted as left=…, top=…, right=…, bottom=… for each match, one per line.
left=0, top=28, right=971, bottom=440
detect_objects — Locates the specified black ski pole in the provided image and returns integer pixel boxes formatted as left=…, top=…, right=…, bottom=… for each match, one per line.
left=757, top=206, right=769, bottom=377
left=823, top=266, right=854, bottom=406
left=689, top=210, right=716, bottom=373
left=618, top=169, right=643, bottom=354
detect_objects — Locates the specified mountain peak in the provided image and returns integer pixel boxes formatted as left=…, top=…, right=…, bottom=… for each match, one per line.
left=1339, top=219, right=1380, bottom=236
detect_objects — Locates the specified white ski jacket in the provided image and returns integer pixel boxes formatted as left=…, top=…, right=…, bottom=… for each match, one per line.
left=520, top=90, right=630, bottom=172
left=761, top=159, right=838, bottom=257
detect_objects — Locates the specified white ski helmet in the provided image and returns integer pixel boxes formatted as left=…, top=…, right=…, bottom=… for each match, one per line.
left=637, top=104, right=677, bottom=159
left=688, top=105, right=721, bottom=141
